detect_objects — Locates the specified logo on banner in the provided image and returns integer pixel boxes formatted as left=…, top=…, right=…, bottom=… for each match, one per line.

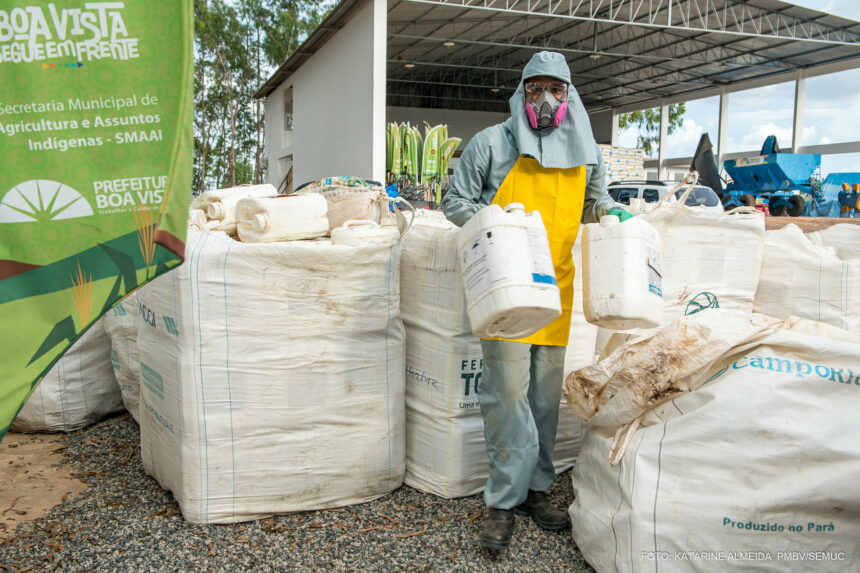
left=0, top=4, right=140, bottom=65
left=0, top=179, right=92, bottom=223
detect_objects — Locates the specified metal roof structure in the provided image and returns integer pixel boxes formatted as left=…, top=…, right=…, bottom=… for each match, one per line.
left=257, top=0, right=860, bottom=114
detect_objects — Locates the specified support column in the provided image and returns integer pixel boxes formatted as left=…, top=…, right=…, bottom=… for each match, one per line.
left=658, top=103, right=669, bottom=179
left=792, top=71, right=806, bottom=153
left=717, top=89, right=729, bottom=168
left=371, top=0, right=387, bottom=182
left=611, top=111, right=619, bottom=147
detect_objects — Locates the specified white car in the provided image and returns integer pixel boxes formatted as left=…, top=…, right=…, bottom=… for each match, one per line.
left=607, top=180, right=724, bottom=212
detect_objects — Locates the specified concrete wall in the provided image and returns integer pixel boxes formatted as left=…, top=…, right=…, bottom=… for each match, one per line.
left=588, top=109, right=614, bottom=145
left=386, top=106, right=508, bottom=149
left=264, top=0, right=386, bottom=189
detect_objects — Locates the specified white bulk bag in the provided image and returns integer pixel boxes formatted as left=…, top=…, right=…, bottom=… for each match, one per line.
left=295, top=178, right=390, bottom=232
left=12, top=317, right=124, bottom=432
left=565, top=237, right=599, bottom=374
left=401, top=217, right=583, bottom=499
left=136, top=229, right=405, bottom=523
left=754, top=224, right=859, bottom=336
left=640, top=200, right=764, bottom=324
left=103, top=293, right=141, bottom=423
left=556, top=235, right=593, bottom=467
left=808, top=222, right=860, bottom=260
left=567, top=311, right=860, bottom=572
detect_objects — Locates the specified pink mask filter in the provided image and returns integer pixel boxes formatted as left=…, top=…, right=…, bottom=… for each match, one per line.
left=525, top=89, right=568, bottom=129
left=553, top=101, right=567, bottom=128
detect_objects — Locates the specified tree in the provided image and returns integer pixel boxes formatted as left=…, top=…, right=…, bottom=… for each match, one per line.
left=261, top=0, right=330, bottom=66
left=618, top=103, right=686, bottom=156
left=192, top=0, right=331, bottom=193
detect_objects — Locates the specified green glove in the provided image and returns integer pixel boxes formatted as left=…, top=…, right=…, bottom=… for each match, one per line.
left=608, top=208, right=633, bottom=222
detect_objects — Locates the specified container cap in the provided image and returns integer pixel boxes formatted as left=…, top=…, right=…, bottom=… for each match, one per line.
left=599, top=214, right=620, bottom=225
left=504, top=202, right=526, bottom=214
left=253, top=213, right=269, bottom=232
left=207, top=202, right=225, bottom=220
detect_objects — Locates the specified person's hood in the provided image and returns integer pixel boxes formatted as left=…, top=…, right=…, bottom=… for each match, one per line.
left=505, top=51, right=598, bottom=168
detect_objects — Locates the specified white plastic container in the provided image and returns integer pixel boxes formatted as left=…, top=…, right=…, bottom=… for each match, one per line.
left=457, top=203, right=561, bottom=339
left=582, top=214, right=663, bottom=329
left=330, top=220, right=399, bottom=246
left=192, top=184, right=276, bottom=234
left=236, top=194, right=329, bottom=243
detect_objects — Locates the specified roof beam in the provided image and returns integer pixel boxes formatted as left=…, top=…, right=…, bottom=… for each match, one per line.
left=401, top=0, right=860, bottom=45
left=604, top=55, right=860, bottom=114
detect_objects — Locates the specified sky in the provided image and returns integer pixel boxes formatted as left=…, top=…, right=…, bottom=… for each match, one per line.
left=617, top=0, right=860, bottom=176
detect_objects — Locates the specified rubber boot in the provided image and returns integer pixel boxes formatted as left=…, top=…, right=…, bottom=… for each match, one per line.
left=479, top=508, right=515, bottom=550
left=514, top=490, right=570, bottom=530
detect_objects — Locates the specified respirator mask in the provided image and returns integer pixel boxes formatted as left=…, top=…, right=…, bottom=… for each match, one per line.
left=524, top=81, right=568, bottom=129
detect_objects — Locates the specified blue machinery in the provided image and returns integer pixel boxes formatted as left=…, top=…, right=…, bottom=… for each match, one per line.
left=722, top=136, right=821, bottom=216
left=838, top=182, right=860, bottom=215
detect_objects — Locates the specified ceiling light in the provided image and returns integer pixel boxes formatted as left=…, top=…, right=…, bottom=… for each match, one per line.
left=589, top=53, right=601, bottom=60
left=490, top=88, right=500, bottom=93
left=404, top=63, right=415, bottom=68
left=442, top=41, right=455, bottom=47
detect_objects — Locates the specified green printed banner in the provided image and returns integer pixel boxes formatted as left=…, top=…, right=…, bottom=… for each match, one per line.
left=0, top=1, right=193, bottom=438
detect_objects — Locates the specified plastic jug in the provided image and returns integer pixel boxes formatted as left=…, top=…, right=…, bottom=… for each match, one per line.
left=330, top=220, right=400, bottom=246
left=192, top=184, right=276, bottom=235
left=457, top=203, right=561, bottom=339
left=236, top=194, right=329, bottom=243
left=582, top=214, right=663, bottom=329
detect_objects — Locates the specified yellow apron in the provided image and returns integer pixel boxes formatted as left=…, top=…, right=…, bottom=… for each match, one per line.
left=489, top=156, right=586, bottom=346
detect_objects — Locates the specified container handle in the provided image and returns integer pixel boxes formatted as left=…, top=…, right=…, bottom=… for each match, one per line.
left=341, top=219, right=380, bottom=229
left=390, top=196, right=416, bottom=238
left=659, top=171, right=700, bottom=207
left=725, top=206, right=760, bottom=216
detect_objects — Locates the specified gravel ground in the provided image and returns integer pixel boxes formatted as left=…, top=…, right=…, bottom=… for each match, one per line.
left=0, top=414, right=596, bottom=572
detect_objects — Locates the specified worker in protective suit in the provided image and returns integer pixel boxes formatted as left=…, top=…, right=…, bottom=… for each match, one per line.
left=442, top=51, right=628, bottom=550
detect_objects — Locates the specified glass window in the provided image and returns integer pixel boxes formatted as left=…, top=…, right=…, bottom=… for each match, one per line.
left=675, top=186, right=720, bottom=207
left=665, top=96, right=719, bottom=159
left=726, top=82, right=794, bottom=153
left=642, top=189, right=660, bottom=203
left=609, top=188, right=636, bottom=204
left=618, top=107, right=660, bottom=159
left=803, top=68, right=860, bottom=146
left=283, top=95, right=293, bottom=132
left=820, top=152, right=860, bottom=175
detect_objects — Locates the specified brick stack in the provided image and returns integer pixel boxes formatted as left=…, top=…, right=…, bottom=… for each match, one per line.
left=599, top=145, right=645, bottom=184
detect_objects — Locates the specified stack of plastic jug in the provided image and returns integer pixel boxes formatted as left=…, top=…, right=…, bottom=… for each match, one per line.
left=457, top=203, right=561, bottom=339
left=193, top=184, right=275, bottom=234
left=581, top=214, right=663, bottom=329
left=236, top=194, right=329, bottom=243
